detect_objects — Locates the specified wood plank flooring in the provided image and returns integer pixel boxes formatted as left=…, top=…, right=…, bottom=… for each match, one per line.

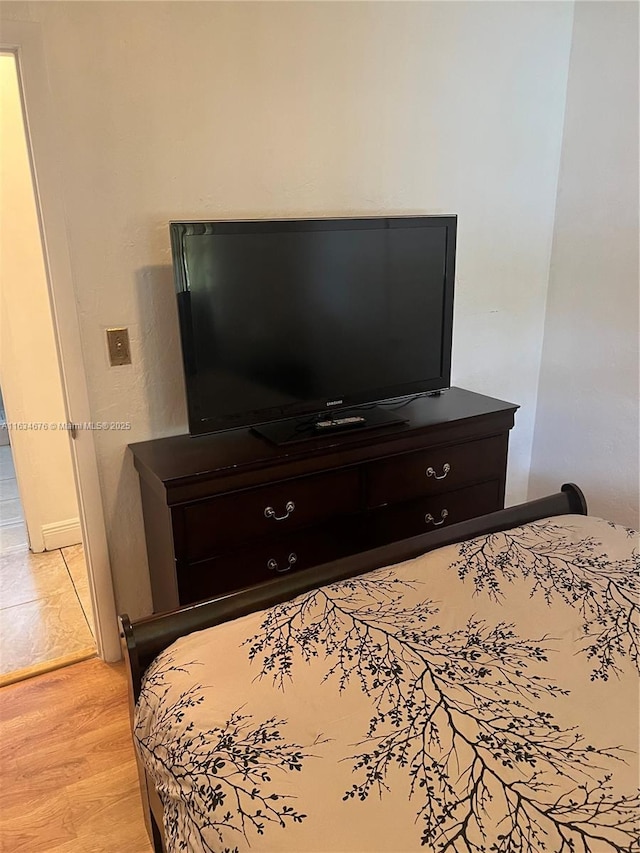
left=0, top=657, right=152, bottom=852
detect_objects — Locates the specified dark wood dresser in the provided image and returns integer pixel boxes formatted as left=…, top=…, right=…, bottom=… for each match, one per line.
left=130, top=388, right=518, bottom=613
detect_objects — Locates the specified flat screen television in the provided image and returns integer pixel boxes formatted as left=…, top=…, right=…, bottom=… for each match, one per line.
left=170, top=215, right=457, bottom=443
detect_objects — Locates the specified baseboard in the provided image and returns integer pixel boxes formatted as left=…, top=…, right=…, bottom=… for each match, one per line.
left=42, top=518, right=82, bottom=551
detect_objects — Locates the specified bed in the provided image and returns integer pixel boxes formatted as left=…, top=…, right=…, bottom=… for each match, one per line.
left=121, top=484, right=639, bottom=853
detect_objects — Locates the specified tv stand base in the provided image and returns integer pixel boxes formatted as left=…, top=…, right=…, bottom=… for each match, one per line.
left=252, top=406, right=407, bottom=446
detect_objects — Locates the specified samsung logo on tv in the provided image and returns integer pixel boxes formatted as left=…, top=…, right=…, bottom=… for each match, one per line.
left=326, top=399, right=343, bottom=407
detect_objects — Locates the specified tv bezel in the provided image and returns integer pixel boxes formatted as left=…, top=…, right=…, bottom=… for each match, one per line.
left=170, top=215, right=457, bottom=437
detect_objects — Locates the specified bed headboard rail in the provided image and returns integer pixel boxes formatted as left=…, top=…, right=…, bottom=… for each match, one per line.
left=121, top=483, right=586, bottom=699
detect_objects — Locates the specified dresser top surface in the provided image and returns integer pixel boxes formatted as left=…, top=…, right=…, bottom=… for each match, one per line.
left=129, top=387, right=518, bottom=488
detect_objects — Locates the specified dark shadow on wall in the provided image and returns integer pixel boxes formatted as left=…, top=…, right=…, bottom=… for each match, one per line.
left=110, top=449, right=153, bottom=619
left=134, top=264, right=189, bottom=438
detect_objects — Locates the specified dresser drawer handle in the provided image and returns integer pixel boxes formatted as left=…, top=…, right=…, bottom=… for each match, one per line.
left=426, top=463, right=451, bottom=480
left=267, top=553, right=298, bottom=573
left=264, top=501, right=295, bottom=521
left=425, top=509, right=449, bottom=527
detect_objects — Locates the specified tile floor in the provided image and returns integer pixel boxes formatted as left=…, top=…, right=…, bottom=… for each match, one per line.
left=0, top=444, right=95, bottom=681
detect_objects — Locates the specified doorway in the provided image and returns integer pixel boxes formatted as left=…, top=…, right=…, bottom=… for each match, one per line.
left=0, top=54, right=96, bottom=683
left=0, top=29, right=119, bottom=668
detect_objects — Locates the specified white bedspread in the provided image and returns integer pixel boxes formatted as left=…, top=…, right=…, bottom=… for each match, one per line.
left=135, top=514, right=639, bottom=852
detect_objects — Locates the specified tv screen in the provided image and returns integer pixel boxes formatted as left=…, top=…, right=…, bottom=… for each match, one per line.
left=170, top=216, right=456, bottom=438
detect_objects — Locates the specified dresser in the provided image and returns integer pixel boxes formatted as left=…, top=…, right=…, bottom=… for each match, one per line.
left=129, top=388, right=518, bottom=613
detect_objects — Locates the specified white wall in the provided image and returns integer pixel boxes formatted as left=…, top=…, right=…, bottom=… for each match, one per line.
left=530, top=2, right=639, bottom=528
left=2, top=1, right=574, bottom=616
left=0, top=52, right=80, bottom=549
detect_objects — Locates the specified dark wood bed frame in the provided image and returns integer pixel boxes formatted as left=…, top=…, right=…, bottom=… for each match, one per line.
left=120, top=483, right=587, bottom=853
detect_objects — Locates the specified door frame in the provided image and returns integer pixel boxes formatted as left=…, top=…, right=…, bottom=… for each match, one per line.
left=0, top=20, right=120, bottom=661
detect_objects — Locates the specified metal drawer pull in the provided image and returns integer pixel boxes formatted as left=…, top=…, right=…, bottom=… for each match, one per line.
left=426, top=463, right=451, bottom=480
left=264, top=500, right=295, bottom=521
left=267, top=553, right=298, bottom=573
left=425, top=509, right=449, bottom=527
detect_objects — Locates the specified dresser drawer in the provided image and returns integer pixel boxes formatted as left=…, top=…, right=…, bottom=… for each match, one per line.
left=182, top=468, right=360, bottom=562
left=177, top=522, right=362, bottom=605
left=366, top=436, right=507, bottom=508
left=365, top=480, right=502, bottom=546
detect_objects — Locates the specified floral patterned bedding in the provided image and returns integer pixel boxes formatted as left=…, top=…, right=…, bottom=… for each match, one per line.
left=134, top=514, right=639, bottom=853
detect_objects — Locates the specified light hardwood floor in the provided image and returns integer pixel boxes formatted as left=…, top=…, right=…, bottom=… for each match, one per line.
left=0, top=657, right=153, bottom=852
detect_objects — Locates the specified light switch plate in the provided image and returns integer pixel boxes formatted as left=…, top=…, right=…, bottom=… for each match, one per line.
left=106, top=327, right=131, bottom=366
